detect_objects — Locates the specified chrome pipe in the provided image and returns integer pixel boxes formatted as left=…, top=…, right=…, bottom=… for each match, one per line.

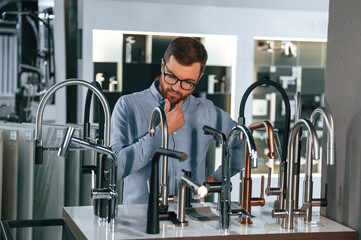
left=293, top=91, right=302, bottom=209
left=148, top=106, right=169, bottom=211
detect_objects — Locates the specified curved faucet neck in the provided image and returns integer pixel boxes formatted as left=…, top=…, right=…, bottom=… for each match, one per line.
left=238, top=79, right=290, bottom=164
left=35, top=79, right=111, bottom=146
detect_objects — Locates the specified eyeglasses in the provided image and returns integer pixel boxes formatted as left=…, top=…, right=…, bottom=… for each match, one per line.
left=162, top=60, right=198, bottom=91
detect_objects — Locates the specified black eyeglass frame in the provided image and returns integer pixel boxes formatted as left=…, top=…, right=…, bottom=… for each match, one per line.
left=162, top=59, right=200, bottom=91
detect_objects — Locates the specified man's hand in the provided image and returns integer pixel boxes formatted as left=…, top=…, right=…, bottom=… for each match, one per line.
left=206, top=176, right=219, bottom=182
left=160, top=98, right=185, bottom=135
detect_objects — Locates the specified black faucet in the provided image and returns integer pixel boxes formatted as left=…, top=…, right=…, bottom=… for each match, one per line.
left=83, top=80, right=109, bottom=219
left=238, top=79, right=291, bottom=211
left=146, top=148, right=187, bottom=234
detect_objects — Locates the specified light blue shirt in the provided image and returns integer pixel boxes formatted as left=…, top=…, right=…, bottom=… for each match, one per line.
left=111, top=81, right=245, bottom=204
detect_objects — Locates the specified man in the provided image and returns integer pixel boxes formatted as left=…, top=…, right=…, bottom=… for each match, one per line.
left=111, top=37, right=244, bottom=204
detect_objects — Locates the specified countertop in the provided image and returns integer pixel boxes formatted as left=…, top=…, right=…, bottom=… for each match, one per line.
left=63, top=203, right=357, bottom=240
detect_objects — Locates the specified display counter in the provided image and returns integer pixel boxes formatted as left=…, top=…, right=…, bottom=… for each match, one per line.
left=63, top=203, right=356, bottom=240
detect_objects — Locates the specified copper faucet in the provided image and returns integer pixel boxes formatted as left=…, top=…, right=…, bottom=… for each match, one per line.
left=240, top=121, right=276, bottom=224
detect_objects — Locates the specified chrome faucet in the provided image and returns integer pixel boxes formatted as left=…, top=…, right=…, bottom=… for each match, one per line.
left=222, top=125, right=257, bottom=232
left=34, top=79, right=111, bottom=164
left=148, top=106, right=169, bottom=213
left=34, top=79, right=112, bottom=222
left=303, top=107, right=335, bottom=222
left=58, top=127, right=118, bottom=226
left=240, top=121, right=275, bottom=224
left=239, top=79, right=291, bottom=212
left=177, top=175, right=208, bottom=227
left=272, top=118, right=319, bottom=229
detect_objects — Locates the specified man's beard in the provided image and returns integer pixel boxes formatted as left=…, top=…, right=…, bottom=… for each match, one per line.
left=164, top=89, right=184, bottom=104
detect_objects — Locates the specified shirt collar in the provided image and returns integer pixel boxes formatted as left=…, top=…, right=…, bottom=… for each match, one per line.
left=150, top=80, right=164, bottom=105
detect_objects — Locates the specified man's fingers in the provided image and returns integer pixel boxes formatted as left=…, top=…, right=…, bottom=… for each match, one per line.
left=164, top=98, right=171, bottom=112
left=174, top=100, right=184, bottom=111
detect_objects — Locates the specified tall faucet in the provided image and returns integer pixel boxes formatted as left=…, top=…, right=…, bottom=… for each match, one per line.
left=34, top=79, right=111, bottom=164
left=303, top=107, right=335, bottom=222
left=148, top=106, right=169, bottom=213
left=146, top=148, right=187, bottom=234
left=34, top=79, right=112, bottom=221
left=58, top=127, right=117, bottom=226
left=239, top=79, right=291, bottom=211
left=240, top=121, right=275, bottom=224
left=272, top=118, right=319, bottom=229
left=221, top=125, right=257, bottom=233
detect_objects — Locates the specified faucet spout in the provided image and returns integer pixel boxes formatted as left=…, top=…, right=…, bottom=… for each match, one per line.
left=148, top=106, right=169, bottom=212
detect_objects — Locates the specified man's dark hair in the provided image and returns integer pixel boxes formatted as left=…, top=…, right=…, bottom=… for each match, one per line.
left=164, top=37, right=208, bottom=76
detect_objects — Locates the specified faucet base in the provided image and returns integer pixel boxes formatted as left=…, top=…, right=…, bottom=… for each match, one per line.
left=239, top=217, right=253, bottom=224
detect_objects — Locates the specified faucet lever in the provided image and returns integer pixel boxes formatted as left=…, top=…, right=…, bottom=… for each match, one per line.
left=312, top=183, right=328, bottom=207
left=265, top=167, right=281, bottom=196
left=260, top=175, right=265, bottom=199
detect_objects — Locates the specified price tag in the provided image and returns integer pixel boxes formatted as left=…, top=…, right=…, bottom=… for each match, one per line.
left=25, top=131, right=33, bottom=141
left=57, top=129, right=64, bottom=139
left=270, top=66, right=276, bottom=73
left=10, top=130, right=17, bottom=141
left=90, top=129, right=95, bottom=139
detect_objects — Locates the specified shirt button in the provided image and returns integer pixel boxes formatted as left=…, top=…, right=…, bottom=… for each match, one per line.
left=174, top=132, right=177, bottom=135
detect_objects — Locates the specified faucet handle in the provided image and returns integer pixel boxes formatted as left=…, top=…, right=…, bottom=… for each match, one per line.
left=251, top=175, right=265, bottom=207
left=265, top=167, right=281, bottom=196
left=312, top=183, right=328, bottom=207
left=260, top=175, right=265, bottom=200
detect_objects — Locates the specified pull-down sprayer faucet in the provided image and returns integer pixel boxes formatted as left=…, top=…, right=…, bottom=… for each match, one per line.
left=34, top=79, right=112, bottom=223
left=239, top=79, right=291, bottom=212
